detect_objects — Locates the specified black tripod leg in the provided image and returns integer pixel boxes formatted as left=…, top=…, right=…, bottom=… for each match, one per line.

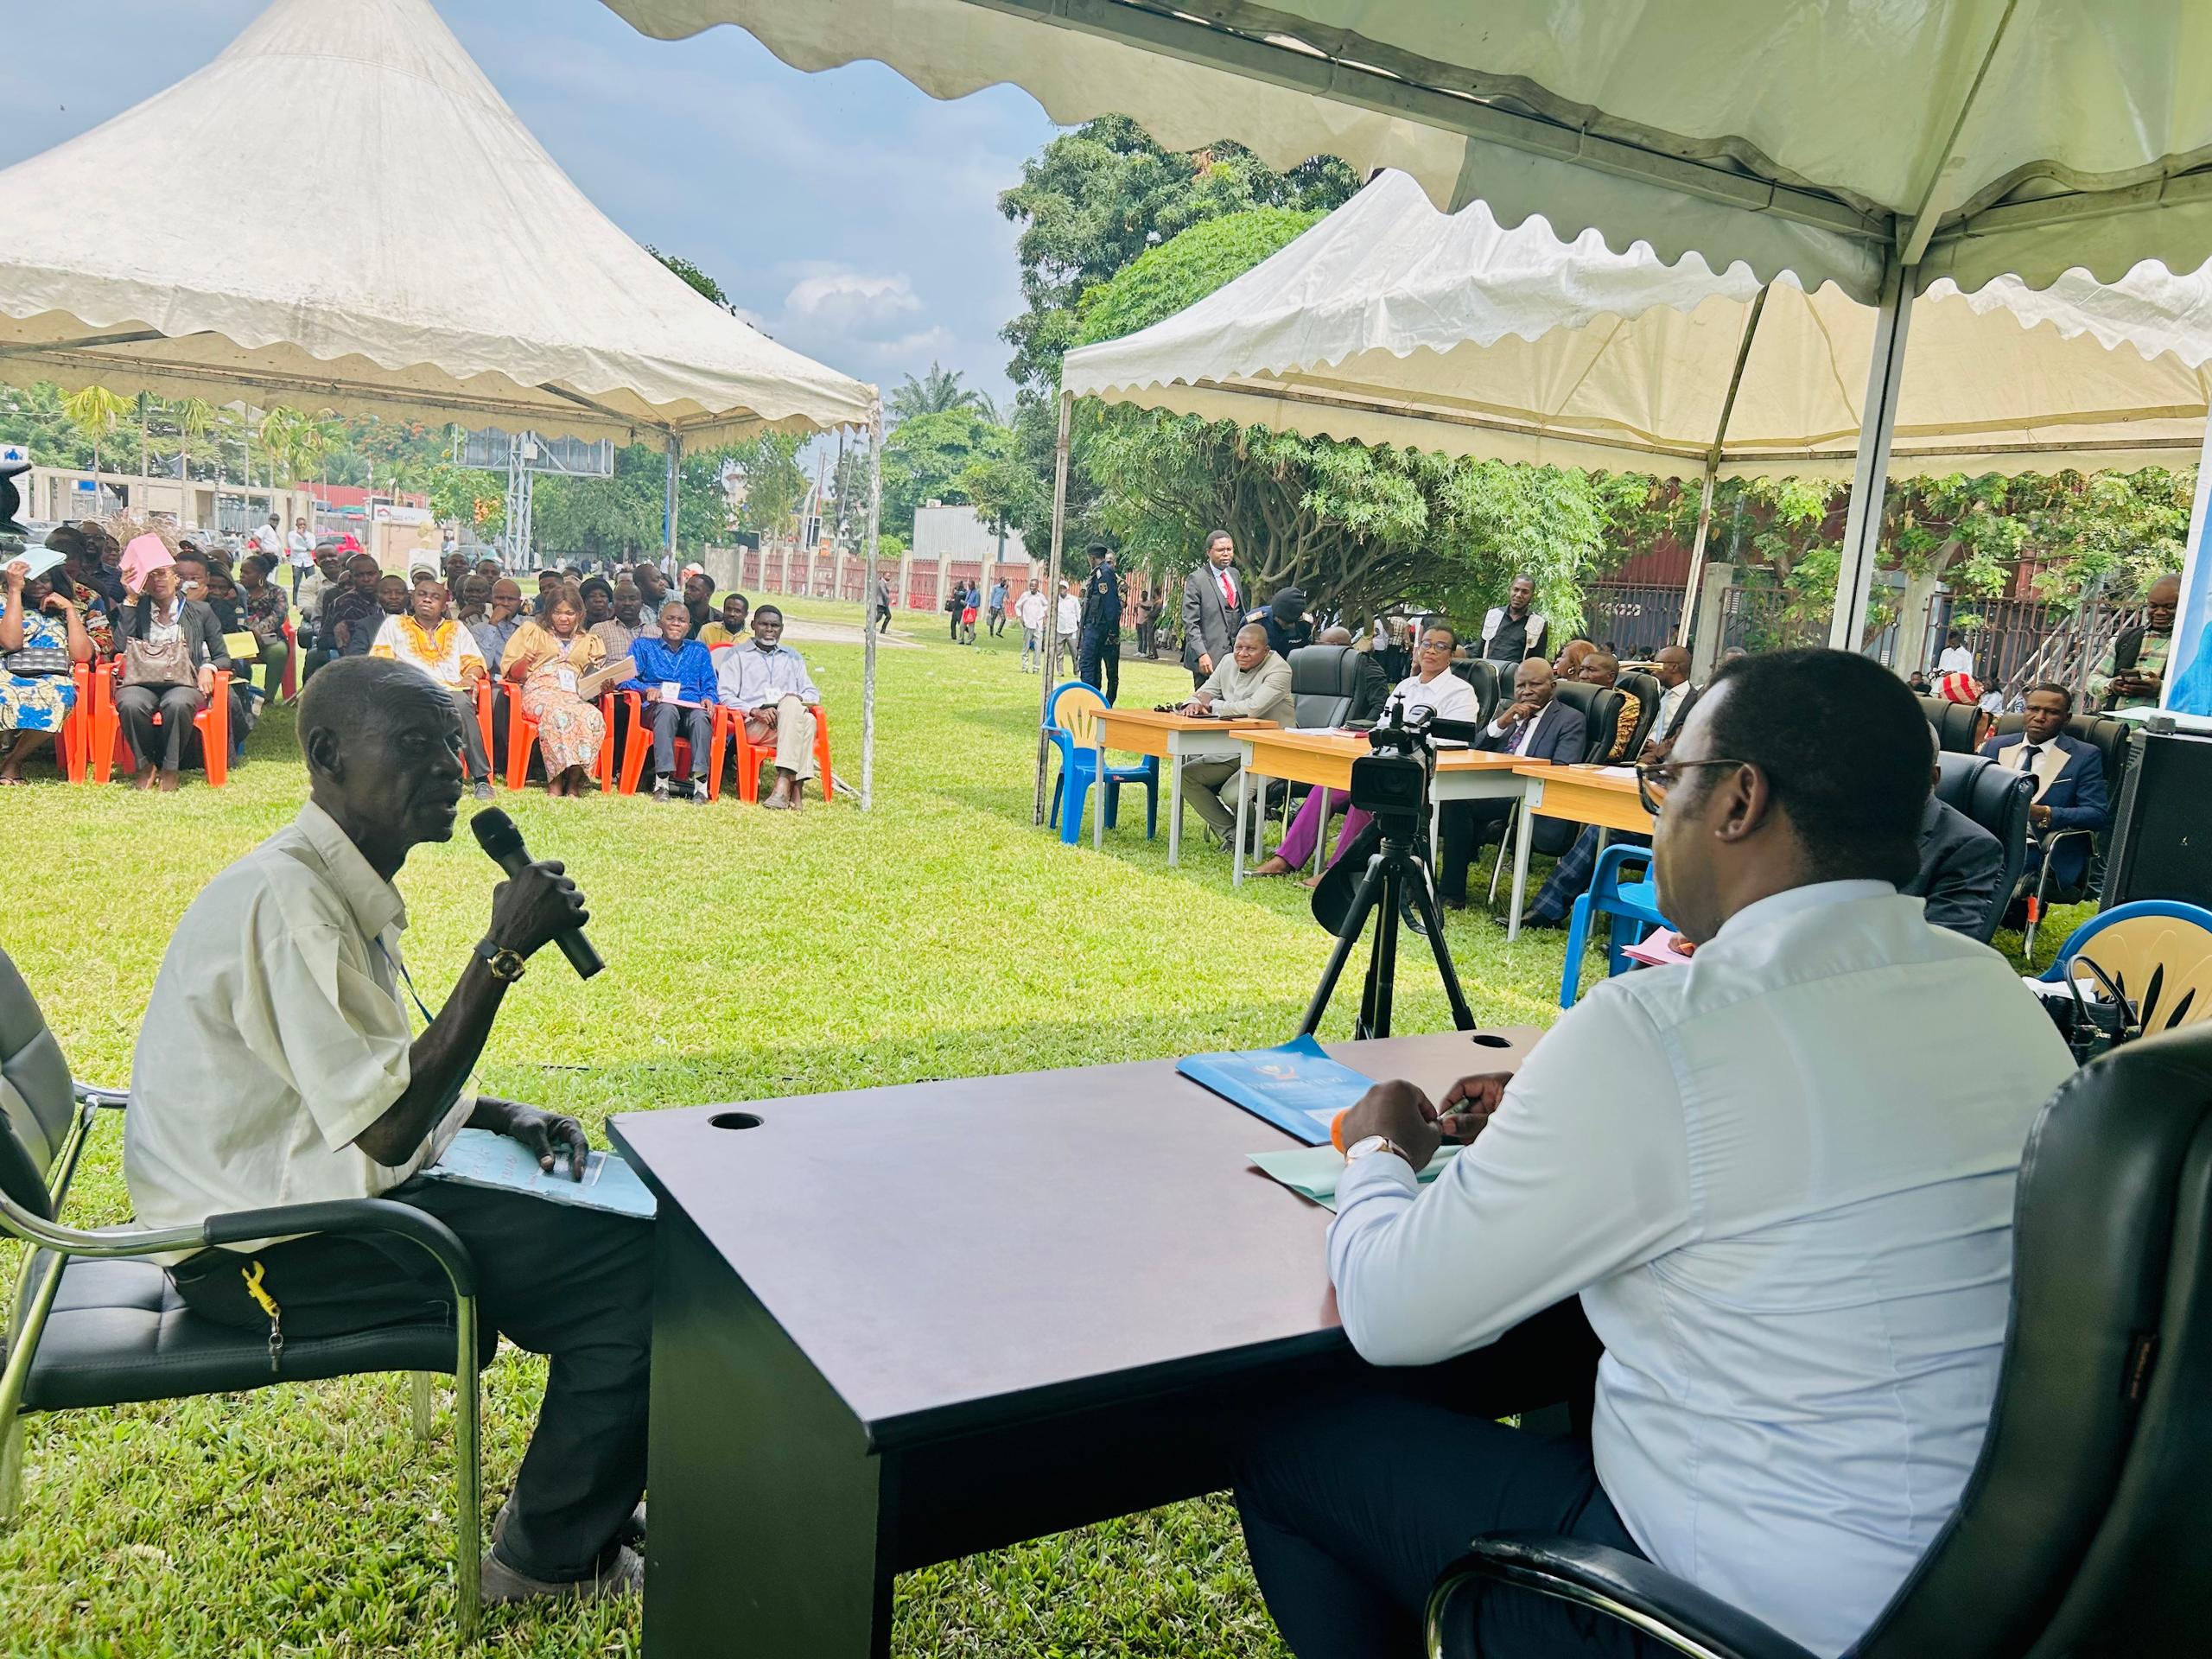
left=1299, top=855, right=1392, bottom=1037
left=1366, top=862, right=1401, bottom=1039
left=1404, top=864, right=1478, bottom=1031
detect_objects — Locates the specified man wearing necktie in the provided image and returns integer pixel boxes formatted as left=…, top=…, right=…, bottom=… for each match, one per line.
left=1437, top=658, right=1589, bottom=906
left=1181, top=530, right=1246, bottom=690
left=1977, top=681, right=2109, bottom=894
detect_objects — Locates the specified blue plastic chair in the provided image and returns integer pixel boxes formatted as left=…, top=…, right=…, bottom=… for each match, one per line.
left=1043, top=681, right=1158, bottom=847
left=1560, top=842, right=1671, bottom=1007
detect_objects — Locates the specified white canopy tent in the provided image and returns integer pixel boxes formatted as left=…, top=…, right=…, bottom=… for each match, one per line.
left=0, top=0, right=887, bottom=804
left=601, top=0, right=2212, bottom=658
left=1064, top=168, right=2212, bottom=641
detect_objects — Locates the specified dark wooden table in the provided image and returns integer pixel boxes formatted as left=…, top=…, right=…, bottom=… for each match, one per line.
left=609, top=1025, right=1539, bottom=1657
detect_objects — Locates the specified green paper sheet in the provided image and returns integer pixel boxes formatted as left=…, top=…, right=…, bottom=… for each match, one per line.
left=1248, top=1143, right=1462, bottom=1212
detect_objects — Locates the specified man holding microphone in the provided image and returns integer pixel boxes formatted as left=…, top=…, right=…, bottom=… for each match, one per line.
left=122, top=657, right=651, bottom=1606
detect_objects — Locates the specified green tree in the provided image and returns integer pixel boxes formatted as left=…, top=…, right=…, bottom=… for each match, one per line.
left=879, top=409, right=1013, bottom=539
left=724, top=432, right=808, bottom=537
left=62, top=385, right=130, bottom=480
left=888, top=362, right=995, bottom=425
left=650, top=247, right=735, bottom=311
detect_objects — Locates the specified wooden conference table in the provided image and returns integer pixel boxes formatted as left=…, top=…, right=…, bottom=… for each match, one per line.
left=1088, top=707, right=1278, bottom=865
left=1505, top=763, right=1656, bottom=937
left=609, top=1024, right=1539, bottom=1658
left=1228, top=728, right=1529, bottom=888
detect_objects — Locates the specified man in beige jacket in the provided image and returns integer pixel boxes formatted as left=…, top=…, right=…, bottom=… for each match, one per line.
left=1177, top=622, right=1295, bottom=852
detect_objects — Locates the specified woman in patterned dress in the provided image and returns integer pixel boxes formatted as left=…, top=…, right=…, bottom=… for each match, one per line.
left=500, top=585, right=607, bottom=797
left=1, top=559, right=95, bottom=784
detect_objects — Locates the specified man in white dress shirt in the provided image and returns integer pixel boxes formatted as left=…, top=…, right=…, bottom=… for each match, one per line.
left=1232, top=647, right=2075, bottom=1658
left=714, top=604, right=823, bottom=810
left=122, top=658, right=651, bottom=1605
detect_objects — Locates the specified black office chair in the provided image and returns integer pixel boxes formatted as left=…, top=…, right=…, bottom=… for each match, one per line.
left=1549, top=680, right=1621, bottom=764
left=1450, top=659, right=1501, bottom=727
left=1286, top=644, right=1359, bottom=730
left=1933, top=751, right=2035, bottom=944
left=1613, top=671, right=1662, bottom=760
left=1427, top=1020, right=2212, bottom=1658
left=1917, top=693, right=1988, bottom=754
left=1989, top=710, right=2133, bottom=954
left=0, top=945, right=490, bottom=1638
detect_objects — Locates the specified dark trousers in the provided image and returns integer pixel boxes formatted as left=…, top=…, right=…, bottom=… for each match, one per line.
left=949, top=610, right=962, bottom=640
left=168, top=1175, right=652, bottom=1584
left=1232, top=1302, right=1652, bottom=1659
left=988, top=607, right=1006, bottom=636
left=1524, top=827, right=1650, bottom=928
left=1077, top=629, right=1120, bottom=705
left=115, top=681, right=205, bottom=772
left=1440, top=798, right=1574, bottom=903
left=647, top=700, right=711, bottom=780
left=1136, top=621, right=1155, bottom=658
left=875, top=605, right=892, bottom=633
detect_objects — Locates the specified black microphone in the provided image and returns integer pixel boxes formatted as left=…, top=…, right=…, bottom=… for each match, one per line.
left=470, top=808, right=603, bottom=980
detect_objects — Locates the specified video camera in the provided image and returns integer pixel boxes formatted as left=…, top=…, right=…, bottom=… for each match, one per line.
left=1350, top=695, right=1437, bottom=823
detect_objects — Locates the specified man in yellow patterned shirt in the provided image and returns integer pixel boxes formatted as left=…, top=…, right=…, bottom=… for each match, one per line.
left=371, top=580, right=494, bottom=798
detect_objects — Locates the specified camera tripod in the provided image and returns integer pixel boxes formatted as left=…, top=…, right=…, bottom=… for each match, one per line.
left=1297, top=812, right=1475, bottom=1040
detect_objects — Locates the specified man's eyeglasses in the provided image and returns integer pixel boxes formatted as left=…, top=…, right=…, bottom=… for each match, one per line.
left=1634, top=758, right=1749, bottom=815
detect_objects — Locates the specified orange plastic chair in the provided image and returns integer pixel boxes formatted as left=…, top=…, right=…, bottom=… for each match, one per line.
left=59, top=663, right=93, bottom=783
left=711, top=704, right=833, bottom=804
left=99, top=663, right=231, bottom=786
left=278, top=617, right=298, bottom=701
left=613, top=691, right=703, bottom=797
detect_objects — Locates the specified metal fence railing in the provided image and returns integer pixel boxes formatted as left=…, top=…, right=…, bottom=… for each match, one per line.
left=1923, top=593, right=2139, bottom=705
left=1578, top=582, right=1685, bottom=656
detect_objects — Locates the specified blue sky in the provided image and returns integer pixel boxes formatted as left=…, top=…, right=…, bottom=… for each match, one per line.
left=0, top=0, right=1059, bottom=412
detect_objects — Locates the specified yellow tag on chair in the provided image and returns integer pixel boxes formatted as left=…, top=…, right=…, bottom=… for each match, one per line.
left=240, top=1260, right=281, bottom=1321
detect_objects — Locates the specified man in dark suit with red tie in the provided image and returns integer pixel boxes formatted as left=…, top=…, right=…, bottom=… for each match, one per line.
left=1181, top=529, right=1245, bottom=690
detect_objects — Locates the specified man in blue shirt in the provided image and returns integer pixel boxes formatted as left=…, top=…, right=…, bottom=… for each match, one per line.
left=621, top=601, right=716, bottom=802
left=988, top=577, right=1008, bottom=638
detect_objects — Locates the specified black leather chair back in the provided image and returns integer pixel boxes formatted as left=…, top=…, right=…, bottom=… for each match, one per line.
left=1857, top=1022, right=2212, bottom=1657
left=1549, top=680, right=1621, bottom=764
left=1934, top=753, right=2033, bottom=939
left=1990, top=709, right=2132, bottom=787
left=1918, top=694, right=1987, bottom=754
left=1614, top=671, right=1662, bottom=760
left=0, top=944, right=71, bottom=1219
left=1450, top=659, right=1501, bottom=727
left=1285, top=644, right=1359, bottom=729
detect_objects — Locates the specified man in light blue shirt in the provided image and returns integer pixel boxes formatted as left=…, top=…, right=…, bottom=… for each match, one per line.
left=1232, top=648, right=2075, bottom=1659
left=715, top=604, right=822, bottom=810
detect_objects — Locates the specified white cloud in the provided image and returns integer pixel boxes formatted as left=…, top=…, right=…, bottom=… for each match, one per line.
left=782, top=271, right=923, bottom=325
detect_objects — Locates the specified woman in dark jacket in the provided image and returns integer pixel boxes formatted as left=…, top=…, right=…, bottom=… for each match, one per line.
left=112, top=562, right=232, bottom=791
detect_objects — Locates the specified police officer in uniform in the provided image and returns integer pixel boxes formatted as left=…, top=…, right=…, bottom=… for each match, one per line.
left=1077, top=543, right=1123, bottom=706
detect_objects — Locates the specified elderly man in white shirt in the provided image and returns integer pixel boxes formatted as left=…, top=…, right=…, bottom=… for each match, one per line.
left=1054, top=582, right=1082, bottom=680
left=714, top=603, right=823, bottom=810
left=1015, top=582, right=1048, bottom=672
left=1231, top=646, right=2075, bottom=1659
left=122, top=658, right=651, bottom=1606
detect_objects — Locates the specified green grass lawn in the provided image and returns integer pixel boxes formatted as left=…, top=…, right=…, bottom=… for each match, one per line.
left=0, top=601, right=2083, bottom=1656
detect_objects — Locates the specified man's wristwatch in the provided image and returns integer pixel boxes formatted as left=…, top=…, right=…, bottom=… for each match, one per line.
left=474, top=938, right=527, bottom=983
left=1344, top=1134, right=1411, bottom=1165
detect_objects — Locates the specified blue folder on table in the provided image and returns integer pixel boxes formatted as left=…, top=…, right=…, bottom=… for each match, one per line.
left=1178, top=1035, right=1376, bottom=1147
left=418, top=1128, right=658, bottom=1219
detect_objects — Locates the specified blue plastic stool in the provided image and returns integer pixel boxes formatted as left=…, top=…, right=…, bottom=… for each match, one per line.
left=1042, top=681, right=1159, bottom=847
left=1560, top=841, right=1671, bottom=1007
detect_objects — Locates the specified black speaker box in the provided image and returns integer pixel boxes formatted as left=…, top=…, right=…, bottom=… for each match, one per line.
left=2104, top=730, right=2212, bottom=907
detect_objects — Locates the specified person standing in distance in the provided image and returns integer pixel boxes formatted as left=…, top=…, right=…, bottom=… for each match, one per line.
left=122, top=657, right=652, bottom=1605
left=1181, top=529, right=1243, bottom=690
left=1015, top=581, right=1048, bottom=672
left=1479, top=574, right=1548, bottom=664
left=1077, top=543, right=1123, bottom=705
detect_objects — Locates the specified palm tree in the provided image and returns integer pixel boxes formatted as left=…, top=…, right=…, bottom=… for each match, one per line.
left=173, top=397, right=216, bottom=482
left=62, top=385, right=131, bottom=483
left=888, top=361, right=996, bottom=424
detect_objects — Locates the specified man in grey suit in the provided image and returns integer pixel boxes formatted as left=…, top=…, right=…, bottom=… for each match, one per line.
left=1181, top=529, right=1246, bottom=690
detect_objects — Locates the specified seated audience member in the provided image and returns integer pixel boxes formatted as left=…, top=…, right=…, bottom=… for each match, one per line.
left=298, top=548, right=345, bottom=632
left=578, top=577, right=614, bottom=633
left=1936, top=627, right=1976, bottom=677
left=533, top=568, right=566, bottom=618
left=501, top=584, right=607, bottom=798
left=1232, top=648, right=2075, bottom=1659
left=1261, top=588, right=1313, bottom=660
left=1177, top=623, right=1296, bottom=851
left=1551, top=635, right=1596, bottom=679
left=471, top=577, right=525, bottom=668
left=715, top=605, right=823, bottom=810
left=47, top=524, right=124, bottom=622
left=1903, top=730, right=2005, bottom=937
left=1435, top=658, right=1588, bottom=906
left=456, top=574, right=490, bottom=626
left=696, top=590, right=751, bottom=648
left=0, top=557, right=96, bottom=783
left=1978, top=681, right=2109, bottom=895
left=1935, top=670, right=1993, bottom=746
left=622, top=601, right=716, bottom=802
left=324, top=558, right=391, bottom=659
left=234, top=553, right=291, bottom=700
left=632, top=562, right=673, bottom=621
left=1575, top=649, right=1642, bottom=762
left=1642, top=645, right=1699, bottom=760
left=370, top=580, right=494, bottom=798
left=677, top=568, right=715, bottom=639
left=1317, top=623, right=1393, bottom=722
left=113, top=551, right=233, bottom=791
left=122, top=657, right=649, bottom=1605
left=1255, top=625, right=1475, bottom=879
left=475, top=556, right=503, bottom=581
left=591, top=582, right=645, bottom=658
left=443, top=550, right=473, bottom=594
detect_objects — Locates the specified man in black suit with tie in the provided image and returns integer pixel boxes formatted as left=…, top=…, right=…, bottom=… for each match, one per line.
left=1978, top=681, right=2110, bottom=896
left=1181, top=530, right=1244, bottom=690
left=1438, top=658, right=1588, bottom=907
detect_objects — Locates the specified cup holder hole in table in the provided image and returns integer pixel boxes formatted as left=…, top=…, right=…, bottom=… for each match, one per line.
left=1468, top=1033, right=1512, bottom=1049
left=709, top=1111, right=764, bottom=1132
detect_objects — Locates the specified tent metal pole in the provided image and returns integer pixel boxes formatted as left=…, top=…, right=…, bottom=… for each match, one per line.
left=662, top=433, right=682, bottom=566
left=861, top=409, right=883, bottom=812
left=1830, top=257, right=1916, bottom=653
left=1033, top=388, right=1073, bottom=827
left=1675, top=285, right=1766, bottom=648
